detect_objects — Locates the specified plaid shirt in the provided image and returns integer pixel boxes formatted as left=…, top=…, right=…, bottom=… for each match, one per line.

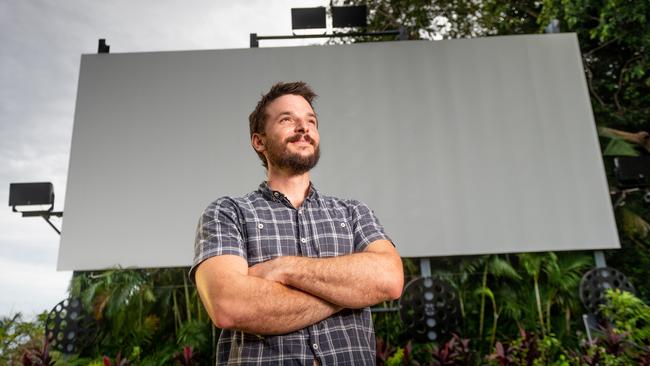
left=191, top=182, right=392, bottom=365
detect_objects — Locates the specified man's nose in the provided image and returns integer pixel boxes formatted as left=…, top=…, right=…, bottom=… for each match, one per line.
left=294, top=118, right=309, bottom=132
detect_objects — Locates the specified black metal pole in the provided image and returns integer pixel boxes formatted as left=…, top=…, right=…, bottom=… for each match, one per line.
left=43, top=216, right=61, bottom=235
left=255, top=29, right=401, bottom=42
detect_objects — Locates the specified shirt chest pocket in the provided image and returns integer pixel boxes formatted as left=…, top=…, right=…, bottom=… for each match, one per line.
left=243, top=221, right=299, bottom=264
left=316, top=219, right=354, bottom=257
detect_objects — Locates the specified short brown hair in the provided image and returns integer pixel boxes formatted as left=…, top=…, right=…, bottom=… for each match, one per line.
left=249, top=81, right=318, bottom=168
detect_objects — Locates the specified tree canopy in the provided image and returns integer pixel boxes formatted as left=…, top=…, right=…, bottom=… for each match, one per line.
left=338, top=0, right=650, bottom=129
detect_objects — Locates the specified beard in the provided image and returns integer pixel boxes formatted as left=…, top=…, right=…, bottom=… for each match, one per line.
left=266, top=133, right=320, bottom=175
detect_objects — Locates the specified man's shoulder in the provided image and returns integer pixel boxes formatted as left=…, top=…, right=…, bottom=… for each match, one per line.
left=314, top=192, right=370, bottom=211
left=204, top=190, right=265, bottom=211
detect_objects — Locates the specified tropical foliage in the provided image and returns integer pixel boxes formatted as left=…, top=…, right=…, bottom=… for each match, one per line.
left=600, top=289, right=650, bottom=346
left=0, top=312, right=46, bottom=365
left=374, top=252, right=594, bottom=361
left=3, top=258, right=650, bottom=364
left=53, top=268, right=213, bottom=365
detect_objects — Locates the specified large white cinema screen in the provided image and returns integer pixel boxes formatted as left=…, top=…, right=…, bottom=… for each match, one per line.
left=58, top=34, right=619, bottom=270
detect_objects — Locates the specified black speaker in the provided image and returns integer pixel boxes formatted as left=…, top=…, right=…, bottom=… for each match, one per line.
left=614, top=156, right=650, bottom=188
left=8, top=182, right=54, bottom=206
left=97, top=39, right=110, bottom=54
left=291, top=7, right=326, bottom=29
left=332, top=6, right=367, bottom=28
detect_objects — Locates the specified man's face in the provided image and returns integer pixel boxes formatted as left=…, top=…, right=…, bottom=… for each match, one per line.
left=254, top=94, right=320, bottom=174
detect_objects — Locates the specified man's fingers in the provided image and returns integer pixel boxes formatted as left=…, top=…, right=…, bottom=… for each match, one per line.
left=248, top=260, right=288, bottom=283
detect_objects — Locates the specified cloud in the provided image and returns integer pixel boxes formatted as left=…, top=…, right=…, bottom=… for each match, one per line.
left=0, top=256, right=71, bottom=318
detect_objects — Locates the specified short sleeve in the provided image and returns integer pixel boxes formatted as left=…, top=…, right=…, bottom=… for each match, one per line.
left=349, top=200, right=393, bottom=252
left=189, top=197, right=247, bottom=282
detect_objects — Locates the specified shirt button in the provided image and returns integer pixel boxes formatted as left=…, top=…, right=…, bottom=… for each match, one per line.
left=340, top=222, right=346, bottom=228
left=300, top=238, right=307, bottom=243
left=273, top=192, right=279, bottom=197
left=312, top=343, right=319, bottom=350
left=257, top=223, right=264, bottom=229
left=298, top=209, right=303, bottom=215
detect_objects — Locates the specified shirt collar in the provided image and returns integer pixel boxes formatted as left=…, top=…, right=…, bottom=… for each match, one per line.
left=258, top=181, right=319, bottom=203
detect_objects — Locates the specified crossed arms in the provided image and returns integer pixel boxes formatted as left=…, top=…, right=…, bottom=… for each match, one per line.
left=194, top=240, right=404, bottom=335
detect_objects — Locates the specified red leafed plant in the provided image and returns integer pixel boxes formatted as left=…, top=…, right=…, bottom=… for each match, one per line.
left=102, top=352, right=130, bottom=366
left=173, top=345, right=196, bottom=366
left=20, top=340, right=55, bottom=366
left=428, top=334, right=473, bottom=366
left=376, top=337, right=396, bottom=365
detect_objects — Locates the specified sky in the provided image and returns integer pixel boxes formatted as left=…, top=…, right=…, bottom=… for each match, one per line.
left=0, top=0, right=333, bottom=318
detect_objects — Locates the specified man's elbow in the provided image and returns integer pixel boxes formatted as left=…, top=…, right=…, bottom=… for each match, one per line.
left=384, top=255, right=404, bottom=300
left=212, top=312, right=236, bottom=330
left=378, top=263, right=404, bottom=301
left=206, top=299, right=240, bottom=330
left=385, top=273, right=404, bottom=300
left=372, top=247, right=404, bottom=301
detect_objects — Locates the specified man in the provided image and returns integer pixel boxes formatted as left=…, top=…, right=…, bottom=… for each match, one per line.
left=191, top=81, right=404, bottom=365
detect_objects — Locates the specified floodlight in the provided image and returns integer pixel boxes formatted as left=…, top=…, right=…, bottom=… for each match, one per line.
left=332, top=6, right=367, bottom=28
left=291, top=7, right=326, bottom=29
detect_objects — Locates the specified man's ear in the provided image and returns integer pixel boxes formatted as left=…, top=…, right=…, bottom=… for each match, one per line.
left=251, top=133, right=266, bottom=153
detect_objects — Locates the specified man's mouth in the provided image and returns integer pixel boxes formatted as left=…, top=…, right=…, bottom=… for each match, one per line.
left=286, top=134, right=313, bottom=145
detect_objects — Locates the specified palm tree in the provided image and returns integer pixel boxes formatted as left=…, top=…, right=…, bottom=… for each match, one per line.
left=516, top=253, right=550, bottom=336
left=542, top=252, right=592, bottom=336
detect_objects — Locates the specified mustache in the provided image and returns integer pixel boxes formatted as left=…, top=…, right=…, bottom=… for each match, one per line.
left=285, top=133, right=314, bottom=144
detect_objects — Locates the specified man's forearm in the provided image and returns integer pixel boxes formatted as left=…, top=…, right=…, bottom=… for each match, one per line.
left=198, top=272, right=339, bottom=335
left=284, top=252, right=403, bottom=308
left=249, top=241, right=403, bottom=309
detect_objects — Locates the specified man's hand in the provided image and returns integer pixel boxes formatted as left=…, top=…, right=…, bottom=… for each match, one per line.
left=248, top=256, right=292, bottom=284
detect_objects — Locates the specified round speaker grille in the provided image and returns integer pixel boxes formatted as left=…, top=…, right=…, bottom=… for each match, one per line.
left=45, top=298, right=94, bottom=354
left=399, top=276, right=461, bottom=342
left=579, top=267, right=635, bottom=314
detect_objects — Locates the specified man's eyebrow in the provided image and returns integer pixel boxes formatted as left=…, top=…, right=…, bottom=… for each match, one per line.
left=276, top=111, right=319, bottom=119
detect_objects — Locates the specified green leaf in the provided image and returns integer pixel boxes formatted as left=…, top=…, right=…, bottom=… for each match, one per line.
left=603, top=138, right=639, bottom=156
left=489, top=256, right=521, bottom=280
left=143, top=287, right=155, bottom=303
left=631, top=64, right=645, bottom=80
left=621, top=207, right=650, bottom=240
left=385, top=347, right=404, bottom=366
left=476, top=287, right=496, bottom=302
